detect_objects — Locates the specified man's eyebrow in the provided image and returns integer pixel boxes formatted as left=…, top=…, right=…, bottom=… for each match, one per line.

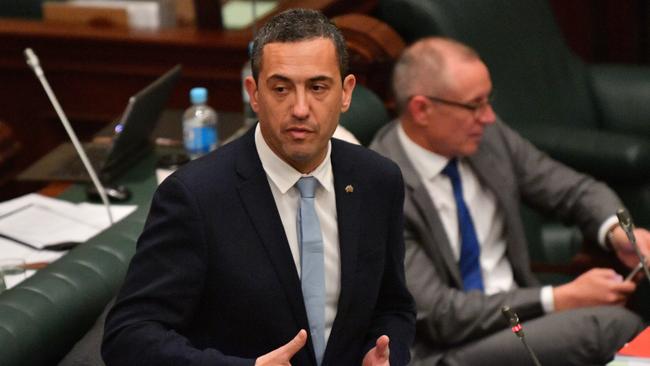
left=309, top=75, right=335, bottom=83
left=265, top=74, right=335, bottom=84
left=266, top=74, right=291, bottom=83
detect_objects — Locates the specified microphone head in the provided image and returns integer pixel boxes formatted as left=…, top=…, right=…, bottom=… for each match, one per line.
left=501, top=306, right=519, bottom=327
left=24, top=48, right=40, bottom=69
left=617, top=208, right=634, bottom=231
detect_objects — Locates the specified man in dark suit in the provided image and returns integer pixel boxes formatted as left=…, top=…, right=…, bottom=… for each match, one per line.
left=102, top=9, right=415, bottom=366
left=371, top=37, right=648, bottom=366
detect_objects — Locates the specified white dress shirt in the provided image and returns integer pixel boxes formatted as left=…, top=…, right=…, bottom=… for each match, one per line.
left=397, top=125, right=518, bottom=295
left=254, top=125, right=341, bottom=341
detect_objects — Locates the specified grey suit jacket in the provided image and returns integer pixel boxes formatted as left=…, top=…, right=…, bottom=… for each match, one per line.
left=370, top=119, right=622, bottom=362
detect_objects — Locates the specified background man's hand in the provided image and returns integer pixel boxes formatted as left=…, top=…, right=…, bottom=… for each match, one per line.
left=362, top=335, right=390, bottom=366
left=553, top=268, right=636, bottom=311
left=609, top=226, right=650, bottom=270
left=255, top=330, right=307, bottom=366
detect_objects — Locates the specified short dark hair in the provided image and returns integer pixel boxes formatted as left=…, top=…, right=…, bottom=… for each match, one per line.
left=251, top=8, right=349, bottom=81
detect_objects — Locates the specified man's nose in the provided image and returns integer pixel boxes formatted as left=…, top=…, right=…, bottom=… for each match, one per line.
left=477, top=104, right=496, bottom=125
left=292, top=90, right=309, bottom=119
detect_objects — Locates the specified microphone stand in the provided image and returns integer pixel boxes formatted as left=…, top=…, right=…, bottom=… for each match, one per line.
left=616, top=209, right=650, bottom=285
left=24, top=48, right=113, bottom=225
left=502, top=306, right=543, bottom=366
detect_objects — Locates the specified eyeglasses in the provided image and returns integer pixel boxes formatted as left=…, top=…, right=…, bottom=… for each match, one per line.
left=414, top=94, right=494, bottom=117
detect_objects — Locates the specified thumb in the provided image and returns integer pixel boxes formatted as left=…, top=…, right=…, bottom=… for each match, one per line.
left=280, top=329, right=307, bottom=358
left=375, top=335, right=390, bottom=359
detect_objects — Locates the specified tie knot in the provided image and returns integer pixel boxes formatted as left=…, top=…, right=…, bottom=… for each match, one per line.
left=296, top=176, right=318, bottom=198
left=441, top=158, right=460, bottom=179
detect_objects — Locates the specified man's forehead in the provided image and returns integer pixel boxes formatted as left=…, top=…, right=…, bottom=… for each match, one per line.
left=259, top=38, right=340, bottom=75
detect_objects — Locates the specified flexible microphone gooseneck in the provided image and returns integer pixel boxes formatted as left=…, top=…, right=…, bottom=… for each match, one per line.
left=616, top=209, right=650, bottom=285
left=24, top=48, right=113, bottom=225
left=501, top=306, right=543, bottom=366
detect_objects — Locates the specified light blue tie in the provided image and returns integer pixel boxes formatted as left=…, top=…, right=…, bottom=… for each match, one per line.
left=441, top=159, right=484, bottom=291
left=296, top=177, right=326, bottom=365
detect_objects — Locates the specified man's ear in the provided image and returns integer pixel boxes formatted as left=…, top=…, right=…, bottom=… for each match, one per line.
left=340, top=74, right=356, bottom=112
left=244, top=75, right=259, bottom=112
left=407, top=96, right=431, bottom=127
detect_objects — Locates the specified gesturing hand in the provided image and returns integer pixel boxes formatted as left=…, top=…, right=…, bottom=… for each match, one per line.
left=255, top=330, right=307, bottom=366
left=362, top=335, right=390, bottom=366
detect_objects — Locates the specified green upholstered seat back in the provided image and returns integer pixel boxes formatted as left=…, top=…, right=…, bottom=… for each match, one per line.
left=378, top=0, right=601, bottom=132
left=339, top=84, right=390, bottom=146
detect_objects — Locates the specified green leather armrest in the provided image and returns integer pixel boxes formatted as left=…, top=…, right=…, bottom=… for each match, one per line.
left=0, top=219, right=140, bottom=365
left=516, top=124, right=650, bottom=182
left=590, top=64, right=650, bottom=137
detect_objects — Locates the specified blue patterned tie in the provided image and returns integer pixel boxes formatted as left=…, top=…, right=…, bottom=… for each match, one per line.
left=441, top=159, right=484, bottom=291
left=296, top=177, right=326, bottom=365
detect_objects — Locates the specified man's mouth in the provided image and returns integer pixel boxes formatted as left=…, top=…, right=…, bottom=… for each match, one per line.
left=286, top=126, right=314, bottom=139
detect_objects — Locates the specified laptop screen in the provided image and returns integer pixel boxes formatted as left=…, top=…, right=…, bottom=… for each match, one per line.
left=103, top=65, right=182, bottom=172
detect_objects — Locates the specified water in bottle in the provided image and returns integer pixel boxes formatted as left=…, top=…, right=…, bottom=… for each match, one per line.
left=183, top=87, right=218, bottom=159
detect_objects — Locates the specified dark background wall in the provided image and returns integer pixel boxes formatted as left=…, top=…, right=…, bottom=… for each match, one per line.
left=549, top=0, right=649, bottom=64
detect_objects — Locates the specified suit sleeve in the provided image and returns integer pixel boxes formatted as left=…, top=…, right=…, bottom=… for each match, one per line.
left=496, top=121, right=622, bottom=244
left=363, top=165, right=416, bottom=365
left=405, top=218, right=544, bottom=347
left=102, top=176, right=254, bottom=366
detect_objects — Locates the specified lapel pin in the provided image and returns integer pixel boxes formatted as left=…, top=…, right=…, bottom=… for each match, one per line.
left=345, top=185, right=354, bottom=193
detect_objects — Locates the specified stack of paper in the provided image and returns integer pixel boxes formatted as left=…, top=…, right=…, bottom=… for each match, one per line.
left=0, top=194, right=137, bottom=290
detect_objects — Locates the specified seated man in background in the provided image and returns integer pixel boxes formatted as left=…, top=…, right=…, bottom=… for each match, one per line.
left=102, top=8, right=415, bottom=366
left=371, top=37, right=649, bottom=366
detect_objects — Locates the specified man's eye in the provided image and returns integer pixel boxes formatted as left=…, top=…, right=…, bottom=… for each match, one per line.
left=274, top=86, right=287, bottom=93
left=312, top=84, right=327, bottom=93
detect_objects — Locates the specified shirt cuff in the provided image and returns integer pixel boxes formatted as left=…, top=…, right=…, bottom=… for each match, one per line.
left=541, top=285, right=555, bottom=313
left=598, top=215, right=619, bottom=250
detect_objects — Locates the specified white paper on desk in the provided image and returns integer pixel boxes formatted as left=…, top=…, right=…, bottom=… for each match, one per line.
left=0, top=204, right=101, bottom=248
left=0, top=237, right=65, bottom=289
left=0, top=193, right=75, bottom=217
left=0, top=193, right=137, bottom=249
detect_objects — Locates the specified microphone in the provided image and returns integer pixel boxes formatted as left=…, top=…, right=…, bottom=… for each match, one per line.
left=616, top=209, right=650, bottom=285
left=24, top=48, right=114, bottom=225
left=501, top=306, right=542, bottom=366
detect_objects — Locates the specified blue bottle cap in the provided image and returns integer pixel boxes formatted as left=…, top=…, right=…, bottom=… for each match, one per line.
left=190, top=87, right=208, bottom=104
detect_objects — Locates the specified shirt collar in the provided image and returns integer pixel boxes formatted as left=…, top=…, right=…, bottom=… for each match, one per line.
left=255, top=124, right=333, bottom=194
left=397, top=122, right=450, bottom=182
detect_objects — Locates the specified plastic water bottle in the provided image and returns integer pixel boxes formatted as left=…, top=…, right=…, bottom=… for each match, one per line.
left=183, top=87, right=218, bottom=159
left=241, top=42, right=258, bottom=128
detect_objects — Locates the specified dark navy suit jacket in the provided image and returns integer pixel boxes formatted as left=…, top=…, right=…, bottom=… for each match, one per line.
left=102, top=128, right=415, bottom=365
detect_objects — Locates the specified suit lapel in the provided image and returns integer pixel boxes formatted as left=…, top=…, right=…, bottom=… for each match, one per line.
left=378, top=125, right=462, bottom=287
left=328, top=141, right=361, bottom=341
left=410, top=186, right=463, bottom=287
left=235, top=131, right=309, bottom=332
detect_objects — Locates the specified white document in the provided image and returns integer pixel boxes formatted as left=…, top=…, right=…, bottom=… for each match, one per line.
left=0, top=237, right=66, bottom=289
left=0, top=194, right=137, bottom=249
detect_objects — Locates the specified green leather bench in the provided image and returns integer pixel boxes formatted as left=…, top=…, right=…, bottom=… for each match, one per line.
left=0, top=153, right=157, bottom=365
